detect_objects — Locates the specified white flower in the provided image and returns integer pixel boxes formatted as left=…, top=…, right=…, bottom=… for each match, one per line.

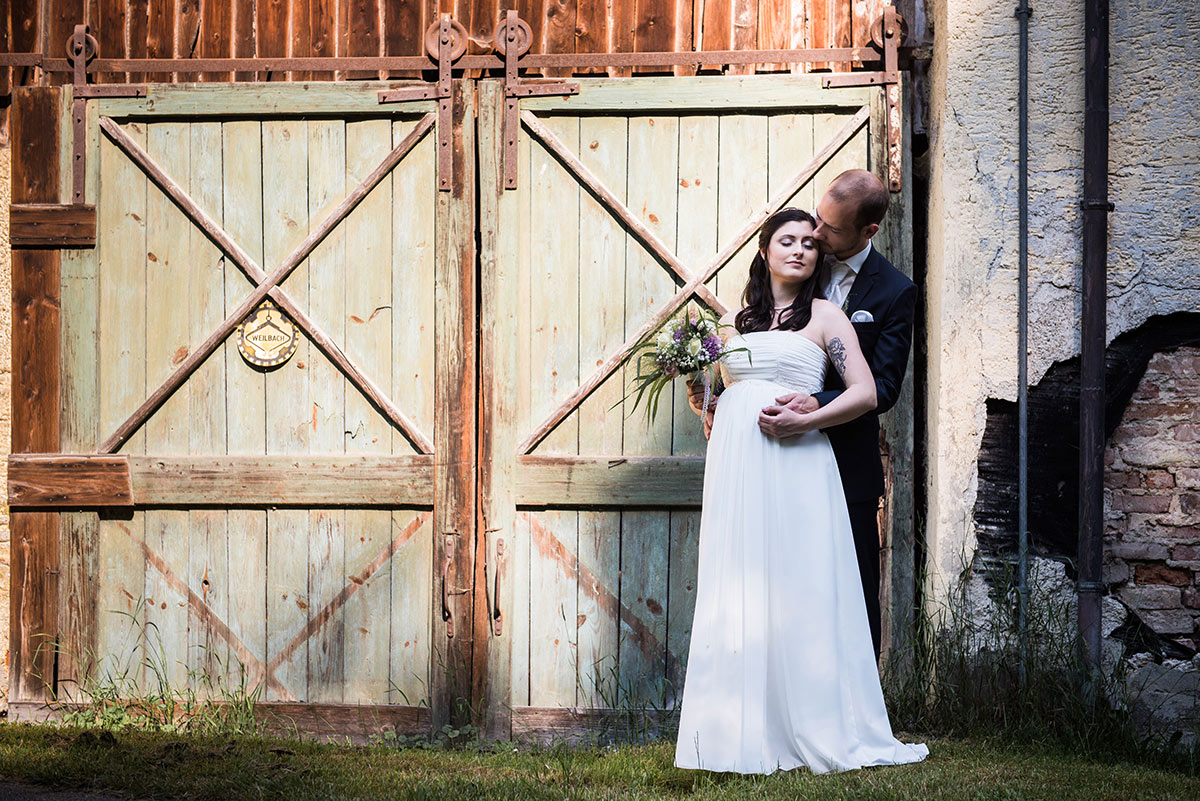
left=686, top=337, right=703, bottom=357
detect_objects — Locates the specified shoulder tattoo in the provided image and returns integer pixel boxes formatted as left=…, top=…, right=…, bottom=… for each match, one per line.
left=828, top=337, right=848, bottom=377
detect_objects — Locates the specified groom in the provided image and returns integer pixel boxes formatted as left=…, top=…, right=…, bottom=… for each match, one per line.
left=767, top=169, right=916, bottom=660
left=695, top=170, right=917, bottom=661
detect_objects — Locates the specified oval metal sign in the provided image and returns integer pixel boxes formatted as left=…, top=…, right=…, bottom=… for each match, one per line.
left=237, top=300, right=299, bottom=369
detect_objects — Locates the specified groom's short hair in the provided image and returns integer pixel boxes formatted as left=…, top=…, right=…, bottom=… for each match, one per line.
left=827, top=170, right=890, bottom=230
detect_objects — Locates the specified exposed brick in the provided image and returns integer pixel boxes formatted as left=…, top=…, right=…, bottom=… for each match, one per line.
left=1135, top=564, right=1192, bottom=586
left=1111, top=541, right=1170, bottom=561
left=1173, top=545, right=1200, bottom=561
left=1181, top=493, right=1200, bottom=517
left=1110, top=421, right=1161, bottom=440
left=1160, top=354, right=1200, bottom=376
left=1147, top=470, right=1176, bottom=489
left=1148, top=525, right=1200, bottom=543
left=1176, top=468, right=1200, bottom=489
left=1105, top=470, right=1143, bottom=489
left=1124, top=401, right=1200, bottom=420
left=1113, top=493, right=1172, bottom=514
left=1174, top=424, right=1200, bottom=442
left=1185, top=588, right=1200, bottom=610
left=1120, top=585, right=1182, bottom=610
left=1103, top=560, right=1131, bottom=584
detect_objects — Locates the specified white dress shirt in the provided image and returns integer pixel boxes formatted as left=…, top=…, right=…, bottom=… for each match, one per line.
left=823, top=240, right=872, bottom=311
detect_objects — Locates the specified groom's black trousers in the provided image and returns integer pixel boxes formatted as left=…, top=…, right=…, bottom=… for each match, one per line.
left=847, top=500, right=882, bottom=661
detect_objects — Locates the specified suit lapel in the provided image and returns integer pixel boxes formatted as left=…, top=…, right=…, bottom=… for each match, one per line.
left=843, top=248, right=880, bottom=313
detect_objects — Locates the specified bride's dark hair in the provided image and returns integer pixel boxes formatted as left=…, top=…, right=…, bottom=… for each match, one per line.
left=735, top=207, right=828, bottom=334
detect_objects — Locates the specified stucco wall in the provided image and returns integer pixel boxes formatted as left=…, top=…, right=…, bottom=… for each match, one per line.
left=924, top=0, right=1200, bottom=606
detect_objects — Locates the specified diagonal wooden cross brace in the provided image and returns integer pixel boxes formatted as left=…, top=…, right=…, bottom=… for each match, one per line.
left=516, top=105, right=872, bottom=454
left=97, top=114, right=437, bottom=455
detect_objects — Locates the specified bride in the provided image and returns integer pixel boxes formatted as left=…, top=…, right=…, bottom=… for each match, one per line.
left=673, top=207, right=928, bottom=774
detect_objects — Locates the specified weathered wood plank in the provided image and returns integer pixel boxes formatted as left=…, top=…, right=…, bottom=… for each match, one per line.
left=85, top=100, right=144, bottom=696
left=715, top=113, right=769, bottom=309
left=730, top=0, right=759, bottom=75
left=516, top=456, right=705, bottom=507
left=757, top=0, right=792, bottom=72
left=832, top=0, right=855, bottom=73
left=306, top=117, right=348, bottom=704
left=341, top=0, right=382, bottom=80
left=542, top=0, right=576, bottom=78
left=384, top=0, right=426, bottom=77
left=344, top=118, right=394, bottom=453
left=96, top=84, right=437, bottom=119
left=510, top=512, right=531, bottom=707
left=257, top=0, right=289, bottom=80
left=521, top=76, right=868, bottom=111
left=188, top=121, right=228, bottom=456
left=305, top=118, right=347, bottom=455
left=232, top=0, right=256, bottom=81
left=527, top=114, right=579, bottom=455
left=263, top=118, right=311, bottom=457
left=57, top=91, right=102, bottom=699
left=144, top=507, right=189, bottom=691
left=221, top=119, right=267, bottom=456
left=576, top=116, right=628, bottom=460
left=510, top=705, right=677, bottom=744
left=700, top=0, right=734, bottom=68
left=388, top=509, right=431, bottom=706
left=575, top=510, right=620, bottom=707
left=254, top=702, right=430, bottom=741
left=8, top=700, right=431, bottom=741
left=95, top=513, right=147, bottom=694
left=307, top=508, right=345, bottom=703
left=665, top=511, right=699, bottom=700
left=528, top=510, right=578, bottom=706
left=574, top=0, right=609, bottom=75
left=672, top=114, right=720, bottom=458
left=622, top=113, right=677, bottom=456
left=199, top=0, right=233, bottom=81
left=94, top=114, right=148, bottom=695
left=431, top=80, right=478, bottom=729
left=768, top=111, right=818, bottom=215
left=189, top=509, right=231, bottom=693
left=145, top=121, right=192, bottom=457
left=267, top=508, right=308, bottom=700
left=477, top=80, right=516, bottom=737
left=146, top=0, right=176, bottom=83
left=129, top=456, right=436, bottom=505
left=8, top=456, right=132, bottom=507
left=9, top=204, right=97, bottom=247
left=56, top=511, right=98, bottom=699
left=617, top=512, right=669, bottom=706
left=391, top=119, right=437, bottom=453
left=175, top=0, right=201, bottom=81
left=343, top=507, right=393, bottom=703
left=226, top=507, right=267, bottom=692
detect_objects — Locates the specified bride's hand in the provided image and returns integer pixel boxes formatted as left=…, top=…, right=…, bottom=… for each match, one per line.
left=687, top=378, right=719, bottom=416
left=703, top=409, right=715, bottom=440
left=758, top=404, right=816, bottom=438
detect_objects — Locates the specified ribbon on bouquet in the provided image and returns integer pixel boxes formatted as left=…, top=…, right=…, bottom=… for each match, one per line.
left=701, top=371, right=713, bottom=430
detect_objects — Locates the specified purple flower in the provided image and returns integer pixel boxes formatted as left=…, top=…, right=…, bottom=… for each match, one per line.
left=673, top=326, right=686, bottom=342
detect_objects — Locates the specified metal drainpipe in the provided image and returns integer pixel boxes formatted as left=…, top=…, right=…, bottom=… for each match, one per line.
left=1079, top=0, right=1111, bottom=683
left=1015, top=0, right=1033, bottom=687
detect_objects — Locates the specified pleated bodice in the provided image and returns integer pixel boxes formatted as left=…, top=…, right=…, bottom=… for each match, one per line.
left=720, top=330, right=828, bottom=395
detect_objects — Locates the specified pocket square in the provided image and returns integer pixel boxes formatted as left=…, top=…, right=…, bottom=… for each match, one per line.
left=850, top=310, right=874, bottom=323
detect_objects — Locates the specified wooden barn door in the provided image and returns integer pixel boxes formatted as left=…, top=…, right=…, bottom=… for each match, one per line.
left=478, top=76, right=910, bottom=739
left=9, top=82, right=478, bottom=733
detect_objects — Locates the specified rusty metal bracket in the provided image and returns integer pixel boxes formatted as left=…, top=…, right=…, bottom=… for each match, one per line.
left=66, top=25, right=145, bottom=206
left=498, top=10, right=579, bottom=189
left=377, top=15, right=466, bottom=191
left=820, top=7, right=905, bottom=192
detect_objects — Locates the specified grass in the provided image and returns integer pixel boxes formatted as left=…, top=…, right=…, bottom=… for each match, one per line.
left=1, top=724, right=1199, bottom=801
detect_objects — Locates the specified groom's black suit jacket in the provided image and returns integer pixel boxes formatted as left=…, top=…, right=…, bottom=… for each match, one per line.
left=814, top=247, right=917, bottom=504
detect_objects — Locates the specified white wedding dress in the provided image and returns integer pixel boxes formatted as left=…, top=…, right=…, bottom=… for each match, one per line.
left=674, top=330, right=928, bottom=774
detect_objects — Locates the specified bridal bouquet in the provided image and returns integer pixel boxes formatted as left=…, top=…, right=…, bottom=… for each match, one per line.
left=620, top=306, right=746, bottom=422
